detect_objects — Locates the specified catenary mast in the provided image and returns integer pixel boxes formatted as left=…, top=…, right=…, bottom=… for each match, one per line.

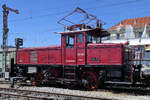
left=2, top=4, right=19, bottom=79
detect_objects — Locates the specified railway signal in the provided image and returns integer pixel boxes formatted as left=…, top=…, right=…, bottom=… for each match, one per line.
left=15, top=38, right=23, bottom=74
left=2, top=4, right=19, bottom=79
left=15, top=38, right=23, bottom=48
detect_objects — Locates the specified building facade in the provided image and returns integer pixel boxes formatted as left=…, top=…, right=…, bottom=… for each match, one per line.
left=0, top=48, right=16, bottom=77
left=104, top=16, right=150, bottom=45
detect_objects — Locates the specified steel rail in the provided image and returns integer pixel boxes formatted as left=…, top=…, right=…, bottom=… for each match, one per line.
left=0, top=92, right=48, bottom=100
left=0, top=87, right=110, bottom=100
left=0, top=80, right=10, bottom=84
left=104, top=85, right=150, bottom=95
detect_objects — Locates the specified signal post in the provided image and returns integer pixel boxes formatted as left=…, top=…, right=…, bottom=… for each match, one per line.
left=2, top=4, right=19, bottom=79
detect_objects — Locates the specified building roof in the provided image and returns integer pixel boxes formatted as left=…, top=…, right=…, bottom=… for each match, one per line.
left=108, top=16, right=150, bottom=31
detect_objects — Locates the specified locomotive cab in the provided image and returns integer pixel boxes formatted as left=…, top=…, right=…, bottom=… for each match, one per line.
left=59, top=27, right=110, bottom=65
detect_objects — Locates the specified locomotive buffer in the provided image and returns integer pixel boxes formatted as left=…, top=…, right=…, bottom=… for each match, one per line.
left=2, top=4, right=19, bottom=79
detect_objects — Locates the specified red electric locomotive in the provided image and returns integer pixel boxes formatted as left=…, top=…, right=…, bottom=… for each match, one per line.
left=14, top=8, right=150, bottom=89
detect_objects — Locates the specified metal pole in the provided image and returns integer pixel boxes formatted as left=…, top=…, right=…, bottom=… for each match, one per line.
left=2, top=4, right=19, bottom=79
left=15, top=43, right=19, bottom=67
left=2, top=4, right=9, bottom=79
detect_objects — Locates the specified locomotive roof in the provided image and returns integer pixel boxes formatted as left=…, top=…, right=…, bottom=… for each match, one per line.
left=56, top=28, right=110, bottom=37
left=87, top=43, right=124, bottom=47
left=18, top=46, right=61, bottom=51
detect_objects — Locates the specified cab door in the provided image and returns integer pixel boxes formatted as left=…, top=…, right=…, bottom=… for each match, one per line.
left=76, top=33, right=86, bottom=65
left=64, top=35, right=76, bottom=65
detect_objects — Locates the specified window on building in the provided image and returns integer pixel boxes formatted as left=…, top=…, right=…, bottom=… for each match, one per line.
left=78, top=33, right=83, bottom=43
left=138, top=32, right=142, bottom=38
left=66, top=35, right=75, bottom=48
left=116, top=34, right=120, bottom=39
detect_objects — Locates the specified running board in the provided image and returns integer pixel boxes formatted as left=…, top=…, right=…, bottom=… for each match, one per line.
left=105, top=81, right=132, bottom=85
left=57, top=78, right=76, bottom=82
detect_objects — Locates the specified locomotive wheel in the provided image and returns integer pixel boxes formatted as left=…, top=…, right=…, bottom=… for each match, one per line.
left=82, top=71, right=98, bottom=90
left=43, top=68, right=58, bottom=81
left=32, top=71, right=42, bottom=86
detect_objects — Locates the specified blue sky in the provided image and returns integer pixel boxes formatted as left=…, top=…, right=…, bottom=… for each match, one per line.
left=0, top=0, right=149, bottom=47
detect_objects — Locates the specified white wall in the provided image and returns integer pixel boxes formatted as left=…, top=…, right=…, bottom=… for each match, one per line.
left=102, top=38, right=150, bottom=46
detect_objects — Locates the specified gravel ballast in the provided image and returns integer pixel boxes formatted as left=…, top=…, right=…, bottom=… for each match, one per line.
left=0, top=84, right=150, bottom=100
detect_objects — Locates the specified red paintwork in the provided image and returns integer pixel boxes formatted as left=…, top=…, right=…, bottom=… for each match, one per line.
left=77, top=48, right=85, bottom=65
left=17, top=43, right=124, bottom=66
left=17, top=30, right=125, bottom=66
left=64, top=48, right=76, bottom=65
left=61, top=32, right=86, bottom=65
left=38, top=50, right=49, bottom=64
left=87, top=43, right=123, bottom=65
left=17, top=46, right=61, bottom=65
left=17, top=51, right=30, bottom=64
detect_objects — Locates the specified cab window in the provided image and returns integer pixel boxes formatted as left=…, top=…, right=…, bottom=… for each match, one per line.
left=66, top=35, right=75, bottom=48
left=86, top=34, right=92, bottom=43
left=78, top=34, right=83, bottom=43
left=86, top=34, right=101, bottom=44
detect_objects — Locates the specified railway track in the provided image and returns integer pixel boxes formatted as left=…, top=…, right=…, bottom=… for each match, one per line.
left=0, top=87, right=110, bottom=100
left=0, top=80, right=150, bottom=99
left=0, top=80, right=10, bottom=84
left=104, top=85, right=150, bottom=95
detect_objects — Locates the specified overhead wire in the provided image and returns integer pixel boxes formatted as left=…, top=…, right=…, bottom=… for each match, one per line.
left=9, top=10, right=70, bottom=22
left=9, top=0, right=144, bottom=23
left=3, top=0, right=147, bottom=47
left=8, top=27, right=61, bottom=45
left=6, top=0, right=147, bottom=38
left=6, top=0, right=145, bottom=37
left=85, top=0, right=142, bottom=10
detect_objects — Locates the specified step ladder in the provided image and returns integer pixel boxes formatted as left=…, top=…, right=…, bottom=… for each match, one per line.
left=63, top=66, right=76, bottom=82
